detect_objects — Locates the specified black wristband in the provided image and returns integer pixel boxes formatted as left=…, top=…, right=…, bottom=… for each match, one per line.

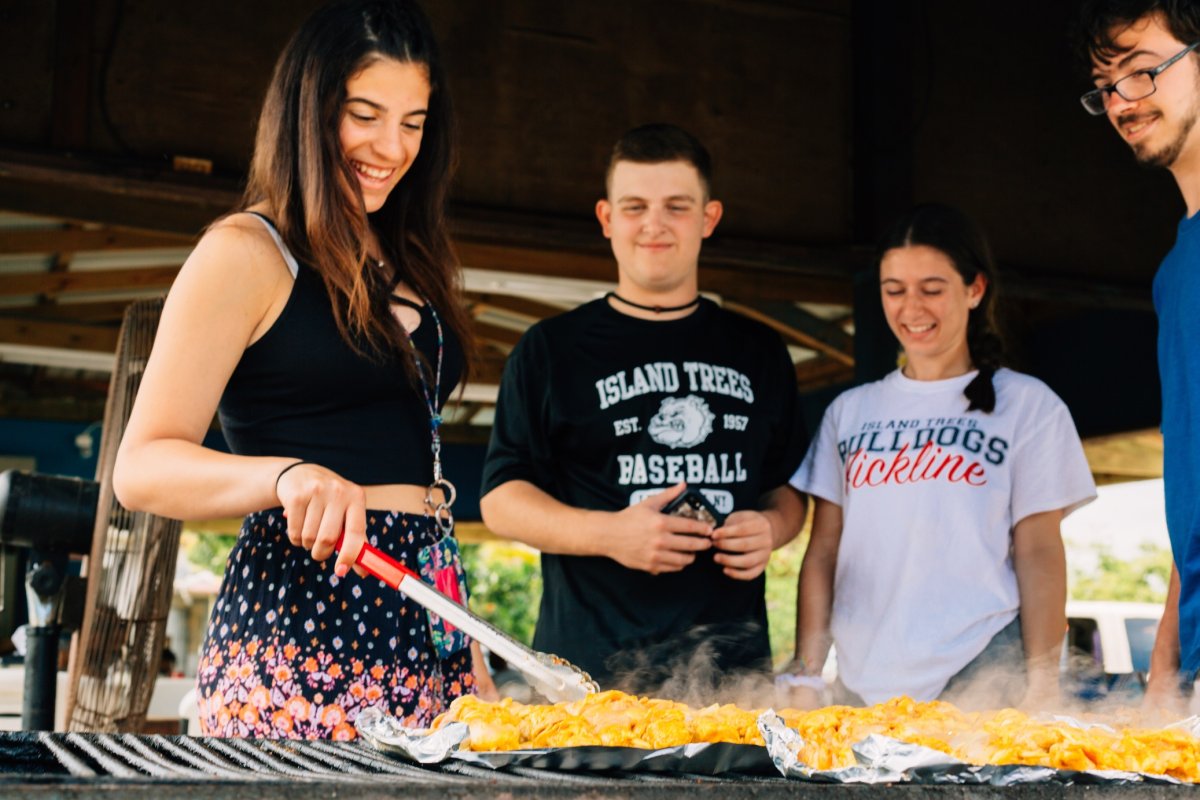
left=275, top=460, right=313, bottom=495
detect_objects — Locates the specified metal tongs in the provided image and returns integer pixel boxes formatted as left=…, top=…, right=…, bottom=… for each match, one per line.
left=338, top=536, right=598, bottom=702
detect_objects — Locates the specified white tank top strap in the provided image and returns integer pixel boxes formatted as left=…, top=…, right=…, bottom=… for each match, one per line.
left=246, top=211, right=300, bottom=280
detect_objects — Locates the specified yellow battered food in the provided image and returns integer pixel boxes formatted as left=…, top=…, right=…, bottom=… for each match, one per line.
left=430, top=691, right=1200, bottom=782
left=432, top=690, right=757, bottom=750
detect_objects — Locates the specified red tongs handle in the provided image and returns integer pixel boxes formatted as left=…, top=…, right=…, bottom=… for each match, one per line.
left=335, top=534, right=421, bottom=589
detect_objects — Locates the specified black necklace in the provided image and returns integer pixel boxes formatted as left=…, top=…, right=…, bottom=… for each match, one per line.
left=606, top=291, right=701, bottom=314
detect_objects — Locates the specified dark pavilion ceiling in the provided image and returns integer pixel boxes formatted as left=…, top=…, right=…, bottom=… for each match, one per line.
left=0, top=1, right=1174, bottom=440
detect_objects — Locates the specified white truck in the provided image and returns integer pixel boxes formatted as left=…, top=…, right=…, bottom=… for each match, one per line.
left=1063, top=600, right=1162, bottom=702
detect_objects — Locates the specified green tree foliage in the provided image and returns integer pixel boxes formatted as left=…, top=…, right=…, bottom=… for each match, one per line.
left=182, top=530, right=239, bottom=576
left=182, top=528, right=1165, bottom=669
left=764, top=534, right=806, bottom=668
left=1069, top=541, right=1172, bottom=603
left=461, top=541, right=542, bottom=646
left=182, top=530, right=800, bottom=662
left=182, top=532, right=546, bottom=645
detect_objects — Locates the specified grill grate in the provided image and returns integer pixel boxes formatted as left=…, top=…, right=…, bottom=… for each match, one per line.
left=3, top=733, right=1166, bottom=800
left=7, top=732, right=772, bottom=788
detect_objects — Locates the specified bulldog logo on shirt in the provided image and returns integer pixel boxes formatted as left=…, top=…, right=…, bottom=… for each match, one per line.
left=647, top=394, right=715, bottom=449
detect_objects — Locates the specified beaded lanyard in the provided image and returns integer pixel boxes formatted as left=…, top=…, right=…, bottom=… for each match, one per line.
left=396, top=293, right=456, bottom=536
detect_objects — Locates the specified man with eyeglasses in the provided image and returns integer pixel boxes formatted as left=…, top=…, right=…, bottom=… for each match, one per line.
left=1076, top=0, right=1200, bottom=714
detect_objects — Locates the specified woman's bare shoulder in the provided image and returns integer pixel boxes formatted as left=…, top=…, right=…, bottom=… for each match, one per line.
left=182, top=211, right=294, bottom=287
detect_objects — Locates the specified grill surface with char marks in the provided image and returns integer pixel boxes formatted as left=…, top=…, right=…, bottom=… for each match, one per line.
left=0, top=732, right=1188, bottom=800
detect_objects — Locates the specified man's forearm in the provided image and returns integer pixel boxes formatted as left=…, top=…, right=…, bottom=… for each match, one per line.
left=1149, top=564, right=1183, bottom=690
left=479, top=480, right=605, bottom=556
left=760, top=486, right=808, bottom=550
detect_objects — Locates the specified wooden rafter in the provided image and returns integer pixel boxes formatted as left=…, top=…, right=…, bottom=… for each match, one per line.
left=465, top=291, right=565, bottom=322
left=725, top=300, right=854, bottom=366
left=0, top=146, right=1164, bottom=313
left=0, top=227, right=193, bottom=255
left=42, top=227, right=77, bottom=305
left=0, top=318, right=119, bottom=353
left=0, top=300, right=135, bottom=323
left=470, top=349, right=508, bottom=386
left=456, top=239, right=857, bottom=307
left=794, top=356, right=855, bottom=389
left=0, top=266, right=181, bottom=297
left=471, top=319, right=524, bottom=350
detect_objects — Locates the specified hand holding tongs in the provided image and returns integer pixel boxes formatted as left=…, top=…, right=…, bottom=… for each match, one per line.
left=337, top=535, right=598, bottom=702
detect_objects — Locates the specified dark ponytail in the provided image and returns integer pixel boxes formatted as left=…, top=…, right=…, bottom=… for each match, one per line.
left=879, top=203, right=1005, bottom=413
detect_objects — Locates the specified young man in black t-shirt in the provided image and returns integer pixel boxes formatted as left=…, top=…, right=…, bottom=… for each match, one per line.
left=480, top=124, right=807, bottom=694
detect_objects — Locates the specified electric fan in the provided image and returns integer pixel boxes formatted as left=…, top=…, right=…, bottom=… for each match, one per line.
left=64, top=296, right=183, bottom=732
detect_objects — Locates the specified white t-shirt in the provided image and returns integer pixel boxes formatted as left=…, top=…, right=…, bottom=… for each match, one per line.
left=791, top=368, right=1096, bottom=704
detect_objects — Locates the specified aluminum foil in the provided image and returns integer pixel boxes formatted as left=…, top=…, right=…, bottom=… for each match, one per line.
left=451, top=742, right=775, bottom=774
left=756, top=709, right=1184, bottom=785
left=355, top=706, right=469, bottom=764
left=355, top=707, right=775, bottom=775
left=356, top=705, right=1194, bottom=782
left=1167, top=714, right=1200, bottom=737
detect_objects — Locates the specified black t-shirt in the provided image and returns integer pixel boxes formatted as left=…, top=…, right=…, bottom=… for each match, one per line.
left=481, top=298, right=805, bottom=689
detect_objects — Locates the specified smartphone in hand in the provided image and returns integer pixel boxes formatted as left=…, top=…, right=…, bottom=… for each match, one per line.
left=662, top=489, right=726, bottom=528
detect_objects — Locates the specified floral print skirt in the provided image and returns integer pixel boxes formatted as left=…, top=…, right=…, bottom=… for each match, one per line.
left=196, top=509, right=474, bottom=739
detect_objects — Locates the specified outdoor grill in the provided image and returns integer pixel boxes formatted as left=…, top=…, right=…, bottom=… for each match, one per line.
left=0, top=732, right=1190, bottom=799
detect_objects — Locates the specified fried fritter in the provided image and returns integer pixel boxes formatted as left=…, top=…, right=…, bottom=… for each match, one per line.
left=430, top=691, right=1200, bottom=781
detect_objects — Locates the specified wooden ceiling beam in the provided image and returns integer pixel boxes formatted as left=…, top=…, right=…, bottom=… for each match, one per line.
left=0, top=147, right=1155, bottom=312
left=1000, top=273, right=1153, bottom=311
left=458, top=241, right=614, bottom=282
left=0, top=398, right=108, bottom=423
left=0, top=147, right=241, bottom=213
left=0, top=318, right=119, bottom=353
left=0, top=227, right=193, bottom=254
left=0, top=300, right=134, bottom=323
left=455, top=239, right=859, bottom=306
left=0, top=176, right=225, bottom=236
left=471, top=320, right=525, bottom=349
left=0, top=266, right=180, bottom=297
left=468, top=349, right=508, bottom=385
left=438, top=423, right=493, bottom=446
left=442, top=401, right=490, bottom=429
left=794, top=356, right=856, bottom=390
left=466, top=291, right=565, bottom=321
left=725, top=300, right=855, bottom=366
left=0, top=365, right=111, bottom=398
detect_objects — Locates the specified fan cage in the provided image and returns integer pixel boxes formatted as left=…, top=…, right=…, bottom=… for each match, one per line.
left=65, top=297, right=183, bottom=732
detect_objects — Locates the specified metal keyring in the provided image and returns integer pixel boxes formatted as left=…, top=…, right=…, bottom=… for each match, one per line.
left=433, top=502, right=455, bottom=536
left=425, top=478, right=457, bottom=510
left=425, top=478, right=457, bottom=536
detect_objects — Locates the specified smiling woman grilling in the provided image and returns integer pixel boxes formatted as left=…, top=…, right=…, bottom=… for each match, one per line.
left=111, top=0, right=496, bottom=738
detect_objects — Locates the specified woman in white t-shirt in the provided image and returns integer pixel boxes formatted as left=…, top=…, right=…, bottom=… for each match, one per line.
left=785, top=204, right=1095, bottom=709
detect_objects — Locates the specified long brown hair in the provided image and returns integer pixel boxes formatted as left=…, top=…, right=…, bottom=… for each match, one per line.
left=243, top=0, right=473, bottom=381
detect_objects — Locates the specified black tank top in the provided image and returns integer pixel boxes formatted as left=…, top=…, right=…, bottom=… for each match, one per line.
left=217, top=220, right=463, bottom=486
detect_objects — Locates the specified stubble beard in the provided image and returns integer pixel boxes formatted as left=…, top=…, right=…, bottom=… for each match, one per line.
left=1133, top=70, right=1200, bottom=168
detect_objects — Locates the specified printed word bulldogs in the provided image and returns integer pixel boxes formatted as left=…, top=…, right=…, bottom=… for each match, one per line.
left=837, top=423, right=1009, bottom=466
left=595, top=361, right=755, bottom=410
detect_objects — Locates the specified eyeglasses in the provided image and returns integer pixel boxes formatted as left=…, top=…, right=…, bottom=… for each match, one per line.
left=1081, top=41, right=1200, bottom=115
